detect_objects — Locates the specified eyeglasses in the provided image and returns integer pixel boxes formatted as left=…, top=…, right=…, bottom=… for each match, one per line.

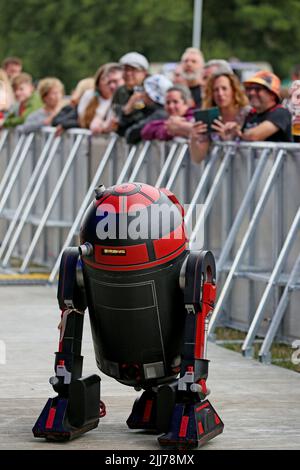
left=245, top=85, right=265, bottom=93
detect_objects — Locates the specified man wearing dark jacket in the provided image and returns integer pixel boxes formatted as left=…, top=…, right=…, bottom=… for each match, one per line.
left=111, top=51, right=150, bottom=137
left=124, top=74, right=172, bottom=144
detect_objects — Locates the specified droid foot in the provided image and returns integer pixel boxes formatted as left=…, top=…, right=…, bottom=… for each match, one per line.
left=158, top=400, right=224, bottom=449
left=127, top=389, right=158, bottom=431
left=33, top=375, right=101, bottom=441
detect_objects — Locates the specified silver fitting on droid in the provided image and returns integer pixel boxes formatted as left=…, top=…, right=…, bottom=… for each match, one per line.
left=49, top=376, right=59, bottom=386
left=55, top=362, right=72, bottom=385
left=94, top=184, right=106, bottom=200
left=79, top=242, right=93, bottom=257
left=178, top=368, right=195, bottom=391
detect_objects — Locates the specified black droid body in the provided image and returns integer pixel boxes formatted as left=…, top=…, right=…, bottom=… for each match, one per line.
left=80, top=183, right=187, bottom=387
left=33, top=182, right=224, bottom=449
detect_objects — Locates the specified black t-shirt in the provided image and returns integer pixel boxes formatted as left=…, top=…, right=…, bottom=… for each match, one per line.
left=189, top=85, right=202, bottom=108
left=242, top=105, right=292, bottom=142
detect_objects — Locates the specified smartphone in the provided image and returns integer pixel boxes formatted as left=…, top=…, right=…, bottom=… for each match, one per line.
left=194, top=107, right=220, bottom=131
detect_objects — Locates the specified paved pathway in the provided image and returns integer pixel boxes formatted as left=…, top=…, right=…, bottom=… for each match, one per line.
left=0, top=286, right=299, bottom=450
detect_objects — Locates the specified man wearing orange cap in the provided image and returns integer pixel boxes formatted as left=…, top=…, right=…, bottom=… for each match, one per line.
left=240, top=71, right=292, bottom=141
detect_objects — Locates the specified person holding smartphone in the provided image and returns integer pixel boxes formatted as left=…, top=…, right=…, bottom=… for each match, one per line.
left=189, top=72, right=250, bottom=163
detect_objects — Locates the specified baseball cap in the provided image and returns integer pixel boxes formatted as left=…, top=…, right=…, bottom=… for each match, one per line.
left=144, top=74, right=173, bottom=105
left=244, top=71, right=281, bottom=101
left=119, top=52, right=149, bottom=71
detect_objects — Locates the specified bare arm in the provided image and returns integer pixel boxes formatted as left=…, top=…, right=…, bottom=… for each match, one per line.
left=189, top=122, right=210, bottom=164
left=165, top=116, right=193, bottom=138
left=241, top=120, right=279, bottom=141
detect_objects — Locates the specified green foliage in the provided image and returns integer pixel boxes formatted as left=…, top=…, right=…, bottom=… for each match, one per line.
left=202, top=0, right=300, bottom=78
left=0, top=0, right=193, bottom=90
left=0, top=0, right=299, bottom=90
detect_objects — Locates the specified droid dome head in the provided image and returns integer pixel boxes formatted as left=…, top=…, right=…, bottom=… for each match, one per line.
left=80, top=182, right=188, bottom=271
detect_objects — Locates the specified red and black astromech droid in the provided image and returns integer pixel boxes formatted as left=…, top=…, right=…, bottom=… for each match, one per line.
left=33, top=182, right=223, bottom=448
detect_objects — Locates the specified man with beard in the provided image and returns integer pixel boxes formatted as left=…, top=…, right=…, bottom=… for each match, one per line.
left=161, top=47, right=205, bottom=139
left=180, top=47, right=205, bottom=108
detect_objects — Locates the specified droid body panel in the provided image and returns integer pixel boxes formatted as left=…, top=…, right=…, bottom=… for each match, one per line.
left=79, top=183, right=187, bottom=388
left=33, top=182, right=224, bottom=448
left=83, top=253, right=187, bottom=388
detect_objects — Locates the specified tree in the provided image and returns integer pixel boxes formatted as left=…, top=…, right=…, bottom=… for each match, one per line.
left=0, top=0, right=299, bottom=90
left=0, top=0, right=193, bottom=90
left=202, top=0, right=300, bottom=78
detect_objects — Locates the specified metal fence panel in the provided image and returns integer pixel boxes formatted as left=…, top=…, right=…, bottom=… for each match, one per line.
left=0, top=129, right=299, bottom=349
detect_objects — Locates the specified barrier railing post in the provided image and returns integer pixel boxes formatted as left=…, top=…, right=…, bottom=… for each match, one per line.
left=0, top=133, right=26, bottom=199
left=48, top=134, right=118, bottom=283
left=216, top=147, right=271, bottom=272
left=155, top=142, right=178, bottom=188
left=19, top=133, right=85, bottom=272
left=185, top=145, right=220, bottom=226
left=1, top=136, right=62, bottom=267
left=165, top=143, right=189, bottom=190
left=128, top=141, right=151, bottom=181
left=258, top=250, right=300, bottom=363
left=189, top=146, right=234, bottom=247
left=0, top=129, right=9, bottom=155
left=0, top=132, right=55, bottom=259
left=208, top=149, right=286, bottom=338
left=0, top=133, right=34, bottom=215
left=242, top=206, right=300, bottom=357
left=116, top=145, right=138, bottom=184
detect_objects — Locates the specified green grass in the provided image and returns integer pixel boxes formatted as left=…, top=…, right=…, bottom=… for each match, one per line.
left=215, top=327, right=300, bottom=373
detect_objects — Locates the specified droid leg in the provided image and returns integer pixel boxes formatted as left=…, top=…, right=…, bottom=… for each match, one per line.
left=33, top=247, right=102, bottom=441
left=127, top=388, right=159, bottom=431
left=127, top=383, right=178, bottom=434
left=158, top=251, right=224, bottom=449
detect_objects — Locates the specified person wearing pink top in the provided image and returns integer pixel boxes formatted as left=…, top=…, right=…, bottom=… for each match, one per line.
left=141, top=84, right=194, bottom=141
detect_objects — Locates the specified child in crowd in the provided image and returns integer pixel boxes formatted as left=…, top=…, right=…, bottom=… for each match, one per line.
left=17, top=77, right=66, bottom=133
left=52, top=77, right=94, bottom=134
left=3, top=73, right=42, bottom=128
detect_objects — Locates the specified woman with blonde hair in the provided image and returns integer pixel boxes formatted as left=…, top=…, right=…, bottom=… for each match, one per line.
left=52, top=77, right=94, bottom=134
left=190, top=72, right=250, bottom=163
left=17, top=77, right=66, bottom=133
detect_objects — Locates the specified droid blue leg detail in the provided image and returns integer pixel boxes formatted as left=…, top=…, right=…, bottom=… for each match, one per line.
left=33, top=248, right=102, bottom=441
left=158, top=251, right=224, bottom=449
left=33, top=377, right=101, bottom=441
left=158, top=400, right=223, bottom=449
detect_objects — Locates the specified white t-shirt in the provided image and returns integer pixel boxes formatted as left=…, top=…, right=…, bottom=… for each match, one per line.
left=78, top=89, right=111, bottom=121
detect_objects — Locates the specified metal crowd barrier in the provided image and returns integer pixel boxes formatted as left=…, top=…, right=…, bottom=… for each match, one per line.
left=0, top=128, right=299, bottom=362
left=0, top=128, right=192, bottom=279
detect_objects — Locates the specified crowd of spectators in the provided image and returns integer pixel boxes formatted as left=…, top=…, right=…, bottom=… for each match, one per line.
left=0, top=50, right=298, bottom=163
